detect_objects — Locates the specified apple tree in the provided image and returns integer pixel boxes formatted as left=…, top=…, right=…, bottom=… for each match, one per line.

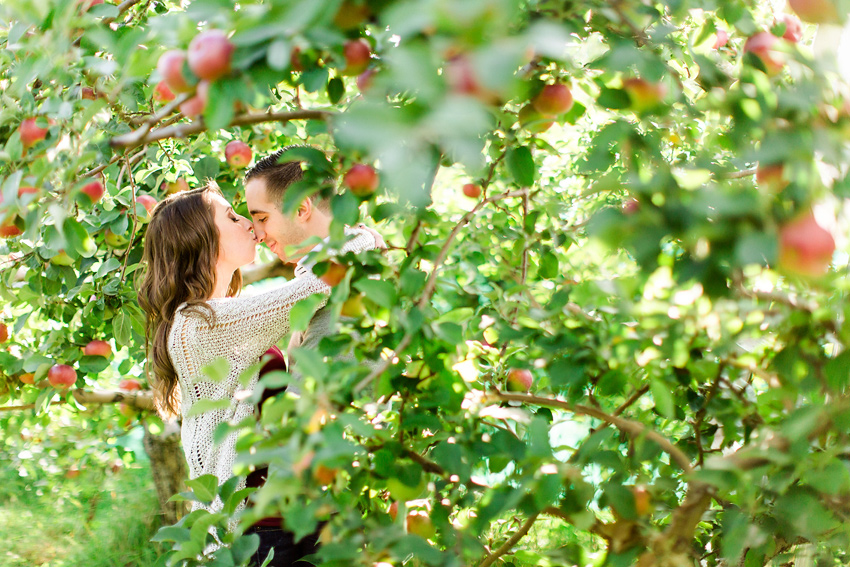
left=2, top=0, right=850, bottom=566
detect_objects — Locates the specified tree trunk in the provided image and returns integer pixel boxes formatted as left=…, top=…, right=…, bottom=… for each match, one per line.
left=142, top=418, right=187, bottom=525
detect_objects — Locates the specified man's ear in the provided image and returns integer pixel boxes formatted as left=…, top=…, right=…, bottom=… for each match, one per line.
left=296, top=198, right=313, bottom=223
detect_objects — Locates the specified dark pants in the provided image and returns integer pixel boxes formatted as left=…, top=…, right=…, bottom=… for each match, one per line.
left=246, top=525, right=321, bottom=567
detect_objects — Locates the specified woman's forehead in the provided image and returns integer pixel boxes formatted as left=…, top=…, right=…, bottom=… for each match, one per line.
left=208, top=193, right=230, bottom=211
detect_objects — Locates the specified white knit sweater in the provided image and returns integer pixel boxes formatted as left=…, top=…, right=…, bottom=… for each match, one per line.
left=167, top=228, right=376, bottom=516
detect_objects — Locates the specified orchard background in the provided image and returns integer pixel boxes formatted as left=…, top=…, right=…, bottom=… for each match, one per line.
left=3, top=0, right=850, bottom=565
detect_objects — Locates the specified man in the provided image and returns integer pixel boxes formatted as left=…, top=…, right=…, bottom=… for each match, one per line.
left=245, top=146, right=384, bottom=382
left=243, top=147, right=383, bottom=566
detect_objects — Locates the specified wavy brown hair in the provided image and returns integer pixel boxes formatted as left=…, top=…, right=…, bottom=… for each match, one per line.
left=137, top=182, right=242, bottom=417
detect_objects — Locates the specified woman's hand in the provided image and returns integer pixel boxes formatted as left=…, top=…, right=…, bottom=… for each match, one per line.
left=355, top=223, right=387, bottom=250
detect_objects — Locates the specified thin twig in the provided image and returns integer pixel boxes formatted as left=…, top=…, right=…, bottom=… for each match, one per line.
left=120, top=155, right=140, bottom=283
left=478, top=512, right=540, bottom=567
left=102, top=0, right=144, bottom=25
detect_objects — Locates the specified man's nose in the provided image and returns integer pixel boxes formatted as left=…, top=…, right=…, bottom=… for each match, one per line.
left=253, top=224, right=266, bottom=241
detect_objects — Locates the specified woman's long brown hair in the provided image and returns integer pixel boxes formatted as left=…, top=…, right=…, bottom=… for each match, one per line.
left=137, top=182, right=242, bottom=417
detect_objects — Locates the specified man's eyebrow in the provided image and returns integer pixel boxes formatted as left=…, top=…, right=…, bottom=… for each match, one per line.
left=248, top=207, right=269, bottom=217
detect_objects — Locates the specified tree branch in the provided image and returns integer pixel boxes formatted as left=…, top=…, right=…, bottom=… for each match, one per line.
left=0, top=388, right=153, bottom=412
left=492, top=391, right=693, bottom=474
left=110, top=109, right=332, bottom=149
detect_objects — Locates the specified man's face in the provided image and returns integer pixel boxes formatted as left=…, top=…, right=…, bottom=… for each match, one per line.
left=245, top=177, right=311, bottom=263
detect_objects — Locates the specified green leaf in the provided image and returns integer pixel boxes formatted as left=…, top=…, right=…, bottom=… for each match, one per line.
left=201, top=357, right=230, bottom=383
left=327, top=76, right=345, bottom=104
left=186, top=399, right=233, bottom=417
left=63, top=218, right=96, bottom=258
left=506, top=146, right=536, bottom=187
left=289, top=293, right=326, bottom=333
left=231, top=533, right=260, bottom=564
left=151, top=526, right=192, bottom=543
left=185, top=474, right=219, bottom=504
left=113, top=311, right=131, bottom=346
left=194, top=156, right=221, bottom=182
left=826, top=351, right=850, bottom=392
left=650, top=376, right=675, bottom=418
left=354, top=279, right=397, bottom=309
left=204, top=80, right=237, bottom=131
left=266, top=38, right=292, bottom=71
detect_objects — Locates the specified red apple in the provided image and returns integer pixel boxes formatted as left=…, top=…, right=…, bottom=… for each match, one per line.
left=104, top=228, right=128, bottom=248
left=136, top=195, right=158, bottom=215
left=313, top=464, right=338, bottom=485
left=163, top=178, right=189, bottom=194
left=0, top=220, right=22, bottom=237
left=118, top=403, right=136, bottom=418
left=290, top=47, right=304, bottom=72
left=80, top=180, right=105, bottom=203
left=65, top=466, right=82, bottom=479
left=788, top=0, right=839, bottom=23
left=778, top=13, right=803, bottom=43
left=153, top=81, right=175, bottom=102
left=20, top=117, right=48, bottom=148
left=18, top=186, right=38, bottom=198
left=188, top=29, right=234, bottom=81
left=179, top=80, right=210, bottom=117
left=81, top=87, right=98, bottom=100
left=778, top=211, right=835, bottom=276
left=462, top=183, right=481, bottom=198
left=445, top=55, right=500, bottom=104
left=756, top=163, right=787, bottom=191
left=225, top=140, right=252, bottom=168
left=157, top=50, right=191, bottom=93
left=518, top=104, right=554, bottom=133
left=713, top=29, right=729, bottom=49
left=0, top=322, right=7, bottom=342
left=623, top=78, right=667, bottom=113
left=84, top=339, right=112, bottom=357
left=532, top=84, right=574, bottom=116
left=343, top=38, right=371, bottom=76
left=19, top=373, right=35, bottom=385
left=743, top=32, right=784, bottom=75
left=406, top=512, right=435, bottom=539
left=343, top=164, right=379, bottom=196
left=119, top=379, right=142, bottom=391
left=320, top=262, right=348, bottom=287
left=388, top=501, right=399, bottom=521
left=48, top=364, right=77, bottom=389
left=506, top=368, right=533, bottom=392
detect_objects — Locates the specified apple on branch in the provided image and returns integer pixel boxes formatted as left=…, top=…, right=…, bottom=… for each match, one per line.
left=225, top=141, right=252, bottom=169
left=518, top=104, right=554, bottom=133
left=0, top=219, right=22, bottom=237
left=162, top=178, right=189, bottom=195
left=179, top=80, right=210, bottom=117
left=48, top=364, right=77, bottom=389
left=756, top=163, right=787, bottom=191
left=51, top=250, right=75, bottom=266
left=136, top=195, right=158, bottom=216
left=0, top=322, right=8, bottom=343
left=188, top=30, right=234, bottom=81
left=713, top=29, right=729, bottom=49
left=343, top=164, right=379, bottom=197
left=532, top=83, right=574, bottom=117
left=506, top=368, right=533, bottom=392
left=19, top=373, right=35, bottom=385
left=778, top=13, right=803, bottom=43
left=623, top=78, right=667, bottom=113
left=153, top=81, right=175, bottom=102
left=343, top=38, right=371, bottom=76
left=80, top=180, right=105, bottom=204
left=462, top=183, right=481, bottom=199
left=406, top=511, right=435, bottom=539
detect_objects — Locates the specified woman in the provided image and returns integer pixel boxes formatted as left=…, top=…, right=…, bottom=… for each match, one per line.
left=138, top=182, right=376, bottom=565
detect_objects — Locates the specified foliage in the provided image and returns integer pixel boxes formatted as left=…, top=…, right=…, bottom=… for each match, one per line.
left=2, top=0, right=850, bottom=566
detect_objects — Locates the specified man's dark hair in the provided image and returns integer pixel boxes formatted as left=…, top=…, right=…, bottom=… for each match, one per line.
left=245, top=145, right=330, bottom=212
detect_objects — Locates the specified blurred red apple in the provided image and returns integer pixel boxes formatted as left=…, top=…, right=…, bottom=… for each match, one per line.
left=343, top=38, right=371, bottom=76
left=153, top=81, right=175, bottom=102
left=0, top=322, right=7, bottom=342
left=19, top=373, right=35, bottom=385
left=157, top=50, right=191, bottom=93
left=179, top=80, right=210, bottom=117
left=406, top=511, right=435, bottom=539
left=0, top=220, right=22, bottom=237
left=623, top=78, right=667, bottom=113
left=778, top=13, right=803, bottom=42
left=744, top=32, right=785, bottom=75
left=343, top=164, right=379, bottom=196
left=188, top=30, right=234, bottom=81
left=756, top=163, right=787, bottom=191
left=518, top=104, right=554, bottom=133
left=713, top=29, right=729, bottom=49
left=84, top=339, right=112, bottom=357
left=20, top=118, right=48, bottom=148
left=356, top=68, right=376, bottom=92
left=18, top=186, right=38, bottom=198
left=136, top=194, right=158, bottom=214
left=779, top=211, right=835, bottom=276
left=788, top=0, right=839, bottom=23
left=119, top=379, right=142, bottom=391
left=320, top=262, right=348, bottom=287
left=163, top=178, right=189, bottom=194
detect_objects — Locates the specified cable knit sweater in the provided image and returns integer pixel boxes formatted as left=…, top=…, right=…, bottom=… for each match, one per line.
left=167, top=228, right=376, bottom=516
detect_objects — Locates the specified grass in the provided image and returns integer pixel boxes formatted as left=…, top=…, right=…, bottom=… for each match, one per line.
left=1, top=460, right=168, bottom=567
